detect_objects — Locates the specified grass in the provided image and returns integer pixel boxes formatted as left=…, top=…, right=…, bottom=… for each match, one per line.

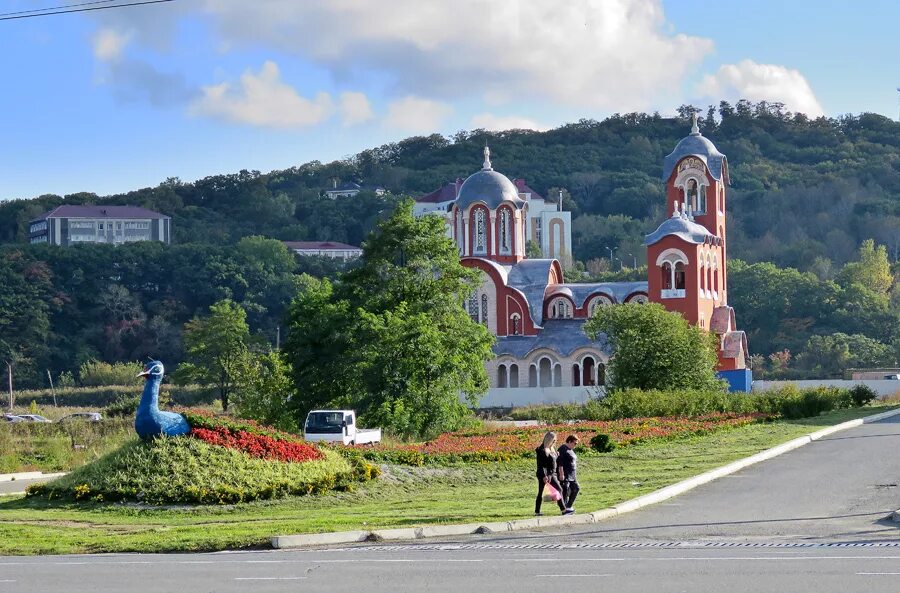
left=0, top=405, right=890, bottom=555
left=0, top=419, right=133, bottom=474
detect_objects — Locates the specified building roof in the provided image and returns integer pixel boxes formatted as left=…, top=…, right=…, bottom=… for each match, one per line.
left=327, top=182, right=362, bottom=192
left=494, top=319, right=612, bottom=358
left=644, top=213, right=721, bottom=246
left=416, top=180, right=461, bottom=204
left=721, top=330, right=748, bottom=359
left=455, top=146, right=525, bottom=212
left=283, top=241, right=361, bottom=251
left=663, top=123, right=729, bottom=184
left=507, top=259, right=556, bottom=327
left=549, top=281, right=649, bottom=307
left=710, top=306, right=736, bottom=334
left=31, top=205, right=169, bottom=222
left=512, top=179, right=546, bottom=201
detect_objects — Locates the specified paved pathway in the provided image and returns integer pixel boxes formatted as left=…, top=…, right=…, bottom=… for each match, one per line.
left=3, top=417, right=900, bottom=592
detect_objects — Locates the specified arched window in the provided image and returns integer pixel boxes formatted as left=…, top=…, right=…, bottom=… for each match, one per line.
left=497, top=364, right=507, bottom=388
left=713, top=256, right=719, bottom=295
left=661, top=262, right=673, bottom=289
left=698, top=185, right=707, bottom=213
left=588, top=295, right=613, bottom=317
left=686, top=179, right=698, bottom=212
left=528, top=364, right=537, bottom=387
left=674, top=262, right=686, bottom=290
left=549, top=297, right=572, bottom=319
left=499, top=209, right=510, bottom=251
left=481, top=294, right=488, bottom=326
left=582, top=357, right=596, bottom=386
left=509, top=364, right=519, bottom=387
left=699, top=261, right=705, bottom=292
left=474, top=209, right=486, bottom=253
left=539, top=358, right=552, bottom=387
left=707, top=261, right=713, bottom=296
left=467, top=294, right=478, bottom=322
left=572, top=364, right=581, bottom=386
left=553, top=364, right=562, bottom=387
left=510, top=313, right=521, bottom=335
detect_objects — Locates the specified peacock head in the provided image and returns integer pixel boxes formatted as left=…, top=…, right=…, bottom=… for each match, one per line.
left=137, top=360, right=165, bottom=381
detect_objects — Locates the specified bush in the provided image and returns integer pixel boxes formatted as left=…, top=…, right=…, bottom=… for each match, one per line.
left=589, top=433, right=616, bottom=453
left=27, top=437, right=375, bottom=504
left=12, top=384, right=216, bottom=408
left=0, top=419, right=133, bottom=473
left=79, top=360, right=144, bottom=387
left=849, top=384, right=877, bottom=407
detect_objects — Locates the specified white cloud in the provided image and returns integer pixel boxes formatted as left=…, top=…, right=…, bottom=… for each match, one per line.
left=189, top=61, right=334, bottom=128
left=384, top=96, right=452, bottom=132
left=339, top=92, right=374, bottom=126
left=470, top=113, right=550, bottom=132
left=698, top=59, right=825, bottom=117
left=191, top=0, right=713, bottom=111
left=92, top=28, right=131, bottom=61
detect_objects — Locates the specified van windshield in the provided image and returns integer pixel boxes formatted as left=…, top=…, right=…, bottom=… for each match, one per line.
left=305, top=412, right=344, bottom=434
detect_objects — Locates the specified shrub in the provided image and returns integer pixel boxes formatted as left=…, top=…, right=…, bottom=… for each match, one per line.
left=589, top=433, right=616, bottom=453
left=12, top=384, right=216, bottom=408
left=27, top=437, right=372, bottom=505
left=79, top=360, right=144, bottom=387
left=849, top=384, right=877, bottom=407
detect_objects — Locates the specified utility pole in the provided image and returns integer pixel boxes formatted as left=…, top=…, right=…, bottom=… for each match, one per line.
left=627, top=253, right=637, bottom=269
left=47, top=370, right=58, bottom=407
left=605, top=246, right=617, bottom=271
left=276, top=325, right=281, bottom=350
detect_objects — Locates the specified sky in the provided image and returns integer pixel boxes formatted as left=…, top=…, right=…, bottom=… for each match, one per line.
left=0, top=0, right=898, bottom=200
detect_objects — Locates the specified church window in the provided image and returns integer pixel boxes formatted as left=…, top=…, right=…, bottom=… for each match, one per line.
left=661, top=263, right=673, bottom=289
left=499, top=210, right=510, bottom=251
left=474, top=209, right=486, bottom=253
left=588, top=295, right=613, bottom=317
left=509, top=364, right=519, bottom=387
left=582, top=357, right=597, bottom=386
left=572, top=364, right=581, bottom=387
left=686, top=179, right=698, bottom=212
left=553, top=364, right=562, bottom=387
left=497, top=364, right=507, bottom=388
left=707, top=265, right=713, bottom=297
left=538, top=358, right=552, bottom=387
left=549, top=297, right=572, bottom=319
left=674, top=263, right=686, bottom=290
left=481, top=294, right=489, bottom=326
left=467, top=294, right=478, bottom=322
left=510, top=313, right=521, bottom=335
left=698, top=185, right=707, bottom=214
left=528, top=364, right=537, bottom=387
left=700, top=262, right=705, bottom=292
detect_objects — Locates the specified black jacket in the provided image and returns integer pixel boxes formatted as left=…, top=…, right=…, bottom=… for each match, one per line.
left=535, top=446, right=558, bottom=479
left=557, top=444, right=577, bottom=481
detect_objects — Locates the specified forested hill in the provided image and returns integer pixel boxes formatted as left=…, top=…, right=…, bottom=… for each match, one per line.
left=2, top=100, right=899, bottom=271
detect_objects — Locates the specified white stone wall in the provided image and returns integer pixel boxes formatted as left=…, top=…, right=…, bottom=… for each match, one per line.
left=478, top=386, right=605, bottom=408
left=753, top=379, right=900, bottom=398
left=487, top=348, right=608, bottom=390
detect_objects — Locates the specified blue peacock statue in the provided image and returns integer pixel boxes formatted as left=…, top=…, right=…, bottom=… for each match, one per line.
left=135, top=360, right=190, bottom=440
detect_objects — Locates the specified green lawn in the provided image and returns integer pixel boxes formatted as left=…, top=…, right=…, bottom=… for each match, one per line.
left=0, top=406, right=889, bottom=555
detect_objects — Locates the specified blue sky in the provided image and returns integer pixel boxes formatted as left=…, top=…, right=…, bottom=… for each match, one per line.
left=0, top=0, right=897, bottom=200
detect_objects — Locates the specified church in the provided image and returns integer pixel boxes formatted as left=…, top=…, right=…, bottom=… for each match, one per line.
left=415, top=115, right=750, bottom=407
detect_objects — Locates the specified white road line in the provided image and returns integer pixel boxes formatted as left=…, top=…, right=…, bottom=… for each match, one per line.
left=0, top=580, right=16, bottom=583
left=514, top=556, right=900, bottom=563
left=857, top=572, right=900, bottom=575
left=234, top=577, right=306, bottom=581
left=536, top=574, right=612, bottom=577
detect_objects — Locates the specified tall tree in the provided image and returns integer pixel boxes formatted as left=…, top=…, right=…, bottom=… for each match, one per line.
left=585, top=303, right=723, bottom=391
left=284, top=200, right=494, bottom=438
left=176, top=299, right=253, bottom=410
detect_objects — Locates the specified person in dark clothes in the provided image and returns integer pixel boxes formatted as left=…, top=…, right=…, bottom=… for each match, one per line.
left=557, top=434, right=580, bottom=512
left=534, top=431, right=568, bottom=515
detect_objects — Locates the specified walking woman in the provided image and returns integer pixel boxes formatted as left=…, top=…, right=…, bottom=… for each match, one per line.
left=534, top=431, right=567, bottom=515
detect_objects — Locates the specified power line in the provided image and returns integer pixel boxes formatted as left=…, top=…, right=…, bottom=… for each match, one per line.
left=0, top=1, right=122, bottom=19
left=0, top=0, right=175, bottom=21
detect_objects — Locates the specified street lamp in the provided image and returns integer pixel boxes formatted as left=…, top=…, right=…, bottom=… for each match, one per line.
left=627, top=253, right=637, bottom=269
left=605, top=246, right=617, bottom=271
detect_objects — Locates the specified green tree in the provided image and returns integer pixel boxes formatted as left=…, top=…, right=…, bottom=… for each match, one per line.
left=284, top=200, right=494, bottom=438
left=525, top=240, right=543, bottom=259
left=585, top=303, right=724, bottom=391
left=838, top=240, right=893, bottom=295
left=231, top=351, right=296, bottom=431
left=176, top=299, right=253, bottom=410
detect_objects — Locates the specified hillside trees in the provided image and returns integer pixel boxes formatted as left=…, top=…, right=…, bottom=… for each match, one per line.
left=284, top=200, right=494, bottom=437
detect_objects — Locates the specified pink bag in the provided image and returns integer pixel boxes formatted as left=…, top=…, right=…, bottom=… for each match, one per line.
left=542, top=482, right=562, bottom=502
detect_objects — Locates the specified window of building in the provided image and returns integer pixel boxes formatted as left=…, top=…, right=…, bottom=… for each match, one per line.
left=661, top=263, right=673, bottom=289
left=510, top=313, right=521, bottom=335
left=499, top=210, right=510, bottom=251
left=474, top=209, right=486, bottom=253
left=480, top=294, right=488, bottom=327
left=588, top=295, right=613, bottom=317
left=549, top=297, right=572, bottom=319
left=572, top=364, right=580, bottom=387
left=528, top=364, right=537, bottom=387
left=582, top=357, right=597, bottom=386
left=509, top=364, right=519, bottom=387
left=686, top=179, right=698, bottom=212
left=467, top=294, right=478, bottom=322
left=553, top=364, right=562, bottom=387
left=497, top=364, right=507, bottom=388
left=539, top=358, right=552, bottom=387
left=674, top=262, right=686, bottom=290
left=534, top=219, right=542, bottom=246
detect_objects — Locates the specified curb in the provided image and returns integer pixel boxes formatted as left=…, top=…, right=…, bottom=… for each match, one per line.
left=271, top=406, right=900, bottom=549
left=0, top=471, right=67, bottom=483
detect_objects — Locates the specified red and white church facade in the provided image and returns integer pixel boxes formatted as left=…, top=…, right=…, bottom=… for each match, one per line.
left=417, top=115, right=750, bottom=407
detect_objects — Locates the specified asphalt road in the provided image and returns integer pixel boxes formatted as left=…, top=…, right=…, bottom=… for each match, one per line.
left=3, top=416, right=900, bottom=592
left=0, top=478, right=53, bottom=497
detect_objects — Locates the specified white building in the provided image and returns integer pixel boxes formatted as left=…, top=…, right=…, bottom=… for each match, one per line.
left=29, top=205, right=171, bottom=246
left=284, top=241, right=363, bottom=260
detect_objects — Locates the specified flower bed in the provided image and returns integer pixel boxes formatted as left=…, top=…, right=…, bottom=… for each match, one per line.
left=181, top=409, right=324, bottom=464
left=342, top=412, right=771, bottom=466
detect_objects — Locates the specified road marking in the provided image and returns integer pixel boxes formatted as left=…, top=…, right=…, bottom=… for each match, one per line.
left=857, top=572, right=900, bottom=575
left=0, top=580, right=16, bottom=583
left=234, top=577, right=306, bottom=581
left=536, top=574, right=612, bottom=578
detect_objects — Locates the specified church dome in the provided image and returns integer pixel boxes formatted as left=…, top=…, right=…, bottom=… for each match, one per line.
left=662, top=114, right=729, bottom=183
left=644, top=212, right=721, bottom=246
left=455, top=147, right=526, bottom=211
